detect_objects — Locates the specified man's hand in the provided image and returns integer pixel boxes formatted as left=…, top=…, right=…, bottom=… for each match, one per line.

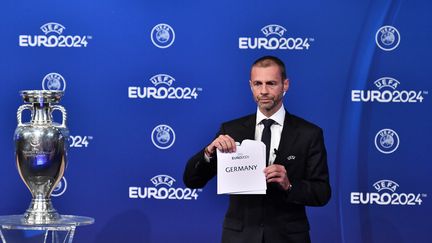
left=205, top=135, right=236, bottom=156
left=264, top=164, right=292, bottom=191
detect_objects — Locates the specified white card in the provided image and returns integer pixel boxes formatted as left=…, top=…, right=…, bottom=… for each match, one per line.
left=217, top=139, right=267, bottom=194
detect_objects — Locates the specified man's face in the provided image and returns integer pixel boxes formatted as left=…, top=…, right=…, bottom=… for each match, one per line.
left=250, top=65, right=289, bottom=116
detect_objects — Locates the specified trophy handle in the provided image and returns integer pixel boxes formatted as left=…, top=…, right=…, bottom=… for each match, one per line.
left=51, top=105, right=67, bottom=128
left=17, top=104, right=33, bottom=126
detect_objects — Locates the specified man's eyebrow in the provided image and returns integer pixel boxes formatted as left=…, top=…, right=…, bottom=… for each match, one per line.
left=252, top=80, right=278, bottom=83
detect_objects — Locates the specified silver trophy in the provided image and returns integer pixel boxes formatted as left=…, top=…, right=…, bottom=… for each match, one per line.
left=14, top=90, right=68, bottom=224
left=0, top=90, right=93, bottom=242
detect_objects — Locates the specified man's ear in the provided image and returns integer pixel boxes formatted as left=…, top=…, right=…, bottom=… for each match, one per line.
left=284, top=79, right=289, bottom=92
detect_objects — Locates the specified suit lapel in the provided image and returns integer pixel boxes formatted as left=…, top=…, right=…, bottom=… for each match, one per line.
left=237, top=112, right=297, bottom=163
left=275, top=111, right=298, bottom=164
left=241, top=114, right=256, bottom=141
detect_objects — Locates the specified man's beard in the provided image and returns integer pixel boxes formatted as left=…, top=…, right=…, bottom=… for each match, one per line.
left=257, top=94, right=282, bottom=111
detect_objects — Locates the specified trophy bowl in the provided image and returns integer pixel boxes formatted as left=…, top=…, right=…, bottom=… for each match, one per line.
left=14, top=90, right=69, bottom=224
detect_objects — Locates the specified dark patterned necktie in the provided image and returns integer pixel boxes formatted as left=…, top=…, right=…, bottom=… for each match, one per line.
left=261, top=119, right=275, bottom=165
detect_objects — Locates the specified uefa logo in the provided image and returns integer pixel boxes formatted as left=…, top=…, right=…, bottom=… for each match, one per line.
left=129, top=174, right=202, bottom=200
left=19, top=22, right=91, bottom=48
left=351, top=77, right=428, bottom=103
left=42, top=72, right=66, bottom=91
left=128, top=73, right=202, bottom=99
left=150, top=175, right=176, bottom=187
left=239, top=24, right=314, bottom=50
left=40, top=22, right=66, bottom=35
left=375, top=26, right=400, bottom=51
left=374, top=128, right=400, bottom=154
left=351, top=179, right=426, bottom=206
left=30, top=135, right=41, bottom=147
left=51, top=177, right=67, bottom=197
left=151, top=124, right=176, bottom=149
left=150, top=23, right=175, bottom=48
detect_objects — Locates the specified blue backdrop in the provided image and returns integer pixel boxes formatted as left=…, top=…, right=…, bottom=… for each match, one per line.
left=0, top=0, right=431, bottom=242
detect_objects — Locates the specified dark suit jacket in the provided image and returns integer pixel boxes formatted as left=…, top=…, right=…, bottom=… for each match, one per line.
left=183, top=112, right=331, bottom=243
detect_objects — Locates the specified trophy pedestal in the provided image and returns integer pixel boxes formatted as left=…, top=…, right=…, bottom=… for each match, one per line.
left=0, top=215, right=94, bottom=243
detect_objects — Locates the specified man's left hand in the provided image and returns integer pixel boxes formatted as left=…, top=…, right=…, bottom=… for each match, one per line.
left=264, top=164, right=291, bottom=191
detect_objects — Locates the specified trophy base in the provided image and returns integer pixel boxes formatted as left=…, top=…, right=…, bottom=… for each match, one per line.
left=24, top=198, right=60, bottom=224
left=0, top=214, right=94, bottom=243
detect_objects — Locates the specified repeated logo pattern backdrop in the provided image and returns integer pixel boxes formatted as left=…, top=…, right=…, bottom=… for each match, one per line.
left=0, top=0, right=430, bottom=242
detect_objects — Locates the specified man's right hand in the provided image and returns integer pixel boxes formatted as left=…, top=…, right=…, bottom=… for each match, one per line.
left=205, top=135, right=237, bottom=156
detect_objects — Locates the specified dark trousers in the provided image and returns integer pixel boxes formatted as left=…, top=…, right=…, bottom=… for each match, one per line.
left=262, top=231, right=311, bottom=243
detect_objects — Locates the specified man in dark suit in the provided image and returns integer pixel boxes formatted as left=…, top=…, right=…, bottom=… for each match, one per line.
left=183, top=56, right=331, bottom=243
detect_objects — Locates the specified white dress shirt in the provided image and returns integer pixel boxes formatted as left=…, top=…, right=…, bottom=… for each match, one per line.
left=255, top=105, right=286, bottom=165
left=204, top=105, right=286, bottom=163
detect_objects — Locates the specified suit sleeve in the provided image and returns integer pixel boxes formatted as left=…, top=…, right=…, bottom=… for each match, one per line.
left=183, top=126, right=225, bottom=189
left=183, top=148, right=217, bottom=188
left=285, top=128, right=331, bottom=206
